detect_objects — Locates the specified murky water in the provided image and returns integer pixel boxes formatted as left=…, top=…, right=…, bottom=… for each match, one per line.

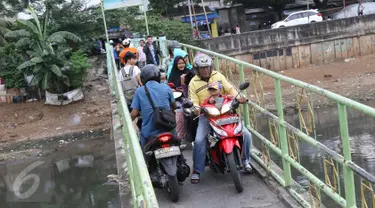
left=254, top=100, right=375, bottom=207
left=0, top=138, right=121, bottom=208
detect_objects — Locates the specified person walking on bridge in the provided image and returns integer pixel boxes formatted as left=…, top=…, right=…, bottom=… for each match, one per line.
left=143, top=35, right=161, bottom=66
left=119, top=38, right=138, bottom=66
left=188, top=53, right=253, bottom=184
left=137, top=39, right=147, bottom=69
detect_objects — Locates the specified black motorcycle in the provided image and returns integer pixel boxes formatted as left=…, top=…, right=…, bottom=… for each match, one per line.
left=142, top=89, right=190, bottom=203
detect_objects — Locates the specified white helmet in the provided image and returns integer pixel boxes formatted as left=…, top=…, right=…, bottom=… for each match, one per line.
left=193, top=53, right=213, bottom=68
left=109, top=40, right=114, bottom=44
left=122, top=38, right=131, bottom=46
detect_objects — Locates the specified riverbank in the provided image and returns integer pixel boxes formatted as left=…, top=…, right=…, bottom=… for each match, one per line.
left=2, top=53, right=375, bottom=149
left=0, top=56, right=111, bottom=148
left=252, top=54, right=375, bottom=112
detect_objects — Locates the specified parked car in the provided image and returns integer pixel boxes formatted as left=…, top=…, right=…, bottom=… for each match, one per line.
left=331, top=2, right=375, bottom=20
left=271, top=10, right=323, bottom=29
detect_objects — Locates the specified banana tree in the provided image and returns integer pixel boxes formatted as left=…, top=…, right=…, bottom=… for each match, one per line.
left=0, top=19, right=12, bottom=46
left=5, top=6, right=81, bottom=93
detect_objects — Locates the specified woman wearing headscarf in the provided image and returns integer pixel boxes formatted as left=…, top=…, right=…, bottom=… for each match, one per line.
left=166, top=48, right=193, bottom=80
left=167, top=56, right=190, bottom=141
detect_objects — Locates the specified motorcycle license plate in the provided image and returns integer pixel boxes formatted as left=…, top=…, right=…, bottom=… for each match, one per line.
left=154, top=146, right=181, bottom=159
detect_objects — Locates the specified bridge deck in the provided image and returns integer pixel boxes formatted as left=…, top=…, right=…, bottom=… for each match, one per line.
left=156, top=149, right=287, bottom=208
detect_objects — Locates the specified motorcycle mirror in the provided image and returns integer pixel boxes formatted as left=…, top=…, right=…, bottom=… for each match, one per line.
left=183, top=108, right=192, bottom=114
left=173, top=91, right=182, bottom=99
left=239, top=82, right=250, bottom=91
left=183, top=100, right=194, bottom=108
left=201, top=107, right=209, bottom=115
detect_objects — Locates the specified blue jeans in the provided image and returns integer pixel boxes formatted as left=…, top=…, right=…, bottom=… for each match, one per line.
left=193, top=116, right=252, bottom=173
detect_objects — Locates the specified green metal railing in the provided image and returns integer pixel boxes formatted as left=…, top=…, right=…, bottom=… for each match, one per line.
left=105, top=38, right=375, bottom=207
left=105, top=43, right=159, bottom=208
left=179, top=43, right=375, bottom=208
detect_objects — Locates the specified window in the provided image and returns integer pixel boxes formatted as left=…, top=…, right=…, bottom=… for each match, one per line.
left=301, top=11, right=318, bottom=17
left=301, top=12, right=310, bottom=17
left=287, top=13, right=303, bottom=21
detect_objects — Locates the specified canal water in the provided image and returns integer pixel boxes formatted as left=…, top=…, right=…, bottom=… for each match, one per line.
left=254, top=100, right=375, bottom=207
left=2, top=100, right=375, bottom=208
left=0, top=137, right=121, bottom=208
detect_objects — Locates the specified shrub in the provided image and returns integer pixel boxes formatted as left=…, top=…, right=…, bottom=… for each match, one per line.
left=64, top=50, right=92, bottom=89
left=0, top=44, right=26, bottom=89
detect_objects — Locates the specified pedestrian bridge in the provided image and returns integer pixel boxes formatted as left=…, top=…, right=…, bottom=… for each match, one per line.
left=105, top=42, right=375, bottom=208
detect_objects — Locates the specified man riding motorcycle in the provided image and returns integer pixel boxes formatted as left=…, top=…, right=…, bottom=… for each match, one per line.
left=130, top=64, right=177, bottom=149
left=188, top=53, right=253, bottom=184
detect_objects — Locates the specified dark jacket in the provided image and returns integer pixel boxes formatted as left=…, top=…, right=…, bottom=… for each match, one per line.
left=143, top=43, right=161, bottom=65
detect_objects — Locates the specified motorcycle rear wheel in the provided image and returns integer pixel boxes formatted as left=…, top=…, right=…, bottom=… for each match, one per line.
left=167, top=175, right=179, bottom=202
left=227, top=150, right=244, bottom=193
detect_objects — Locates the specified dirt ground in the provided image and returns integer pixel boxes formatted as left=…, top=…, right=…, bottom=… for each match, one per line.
left=0, top=56, right=111, bottom=146
left=2, top=53, right=375, bottom=146
left=248, top=55, right=375, bottom=111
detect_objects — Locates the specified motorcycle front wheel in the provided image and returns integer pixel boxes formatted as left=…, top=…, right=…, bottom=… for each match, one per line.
left=167, top=175, right=179, bottom=202
left=226, top=150, right=244, bottom=193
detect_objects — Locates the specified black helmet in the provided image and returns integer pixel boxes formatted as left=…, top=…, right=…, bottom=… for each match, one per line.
left=141, top=64, right=161, bottom=84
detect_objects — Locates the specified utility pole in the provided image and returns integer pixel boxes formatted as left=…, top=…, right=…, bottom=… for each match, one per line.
left=187, top=0, right=194, bottom=31
left=191, top=0, right=200, bottom=39
left=201, top=0, right=211, bottom=36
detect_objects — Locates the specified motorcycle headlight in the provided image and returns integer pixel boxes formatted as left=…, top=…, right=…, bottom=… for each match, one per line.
left=234, top=122, right=243, bottom=135
left=203, top=107, right=221, bottom=117
left=210, top=123, right=228, bottom=137
left=221, top=100, right=233, bottom=114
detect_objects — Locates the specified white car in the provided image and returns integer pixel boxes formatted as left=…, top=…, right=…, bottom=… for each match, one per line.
left=271, top=10, right=323, bottom=29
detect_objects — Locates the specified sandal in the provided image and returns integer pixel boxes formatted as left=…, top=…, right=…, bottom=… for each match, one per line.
left=191, top=172, right=200, bottom=184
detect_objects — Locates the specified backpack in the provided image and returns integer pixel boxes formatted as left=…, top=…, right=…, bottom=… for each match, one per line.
left=144, top=85, right=176, bottom=131
left=120, top=66, right=138, bottom=103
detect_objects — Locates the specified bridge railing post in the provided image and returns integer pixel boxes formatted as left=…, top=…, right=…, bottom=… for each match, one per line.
left=214, top=56, right=220, bottom=72
left=274, top=78, right=292, bottom=187
left=239, top=65, right=250, bottom=129
left=337, top=103, right=357, bottom=208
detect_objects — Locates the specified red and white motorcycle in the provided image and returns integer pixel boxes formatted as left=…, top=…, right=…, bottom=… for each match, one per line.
left=183, top=82, right=250, bottom=192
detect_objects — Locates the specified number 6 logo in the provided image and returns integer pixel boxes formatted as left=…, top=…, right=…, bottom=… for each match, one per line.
left=13, top=161, right=45, bottom=199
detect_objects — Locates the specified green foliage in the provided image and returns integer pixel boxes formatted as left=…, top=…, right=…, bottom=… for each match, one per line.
left=0, top=0, right=33, bottom=16
left=0, top=19, right=12, bottom=46
left=47, top=1, right=126, bottom=54
left=131, top=14, right=192, bottom=43
left=64, top=50, right=91, bottom=89
left=0, top=44, right=26, bottom=88
left=148, top=0, right=183, bottom=17
left=5, top=6, right=81, bottom=93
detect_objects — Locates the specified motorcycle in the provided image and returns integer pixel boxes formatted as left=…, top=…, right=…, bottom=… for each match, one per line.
left=142, top=86, right=190, bottom=202
left=183, top=82, right=250, bottom=193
